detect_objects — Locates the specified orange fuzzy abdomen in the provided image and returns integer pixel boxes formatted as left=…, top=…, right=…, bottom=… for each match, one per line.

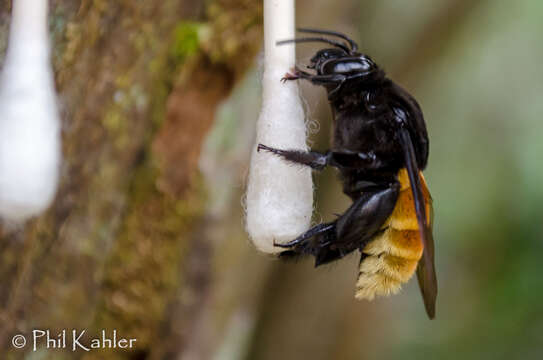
left=355, top=169, right=431, bottom=300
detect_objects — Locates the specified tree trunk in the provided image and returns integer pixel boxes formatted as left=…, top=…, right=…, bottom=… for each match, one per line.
left=0, top=1, right=262, bottom=359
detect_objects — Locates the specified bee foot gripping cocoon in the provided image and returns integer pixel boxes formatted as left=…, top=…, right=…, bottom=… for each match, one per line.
left=245, top=0, right=313, bottom=254
left=0, top=0, right=61, bottom=222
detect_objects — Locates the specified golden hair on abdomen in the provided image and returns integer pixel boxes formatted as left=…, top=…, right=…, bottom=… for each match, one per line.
left=355, top=169, right=430, bottom=301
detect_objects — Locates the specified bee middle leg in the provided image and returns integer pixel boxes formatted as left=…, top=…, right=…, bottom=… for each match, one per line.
left=257, top=144, right=331, bottom=170
left=257, top=144, right=384, bottom=170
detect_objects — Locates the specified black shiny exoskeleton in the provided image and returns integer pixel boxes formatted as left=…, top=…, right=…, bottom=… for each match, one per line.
left=257, top=28, right=436, bottom=316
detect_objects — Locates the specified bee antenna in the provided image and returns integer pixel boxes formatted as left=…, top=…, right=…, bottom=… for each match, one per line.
left=296, top=28, right=359, bottom=52
left=276, top=37, right=350, bottom=53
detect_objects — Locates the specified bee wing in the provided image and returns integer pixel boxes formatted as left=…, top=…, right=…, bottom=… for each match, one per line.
left=398, top=127, right=437, bottom=319
left=389, top=82, right=429, bottom=168
left=416, top=179, right=437, bottom=319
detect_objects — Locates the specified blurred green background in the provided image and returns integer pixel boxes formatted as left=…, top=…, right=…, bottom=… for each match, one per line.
left=2, top=0, right=543, bottom=359
left=205, top=0, right=543, bottom=359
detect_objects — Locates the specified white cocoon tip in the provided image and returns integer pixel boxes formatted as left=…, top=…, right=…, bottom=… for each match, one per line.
left=245, top=0, right=313, bottom=254
left=0, top=0, right=61, bottom=222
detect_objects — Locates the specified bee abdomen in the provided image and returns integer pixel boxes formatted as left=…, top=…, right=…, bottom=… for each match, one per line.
left=355, top=229, right=422, bottom=300
left=355, top=169, right=427, bottom=301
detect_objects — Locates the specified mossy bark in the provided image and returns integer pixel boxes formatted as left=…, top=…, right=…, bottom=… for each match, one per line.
left=0, top=1, right=262, bottom=359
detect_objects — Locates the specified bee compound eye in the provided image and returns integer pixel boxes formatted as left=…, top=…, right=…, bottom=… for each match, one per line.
left=360, top=59, right=372, bottom=70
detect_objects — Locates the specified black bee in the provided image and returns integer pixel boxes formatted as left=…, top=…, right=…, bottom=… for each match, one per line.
left=257, top=28, right=437, bottom=318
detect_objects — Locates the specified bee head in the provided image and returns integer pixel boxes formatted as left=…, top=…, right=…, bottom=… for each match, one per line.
left=309, top=50, right=378, bottom=78
left=307, top=48, right=347, bottom=70
left=277, top=28, right=383, bottom=87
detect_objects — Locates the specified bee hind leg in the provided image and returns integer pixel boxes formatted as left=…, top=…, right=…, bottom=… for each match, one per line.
left=278, top=184, right=399, bottom=267
left=277, top=222, right=336, bottom=261
left=276, top=222, right=350, bottom=267
left=274, top=223, right=335, bottom=248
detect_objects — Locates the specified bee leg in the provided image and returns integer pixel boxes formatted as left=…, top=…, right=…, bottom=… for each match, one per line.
left=274, top=223, right=335, bottom=248
left=315, top=184, right=399, bottom=266
left=279, top=184, right=399, bottom=267
left=280, top=70, right=300, bottom=82
left=296, top=69, right=347, bottom=87
left=328, top=150, right=384, bottom=169
left=289, top=68, right=348, bottom=95
left=278, top=224, right=337, bottom=264
left=258, top=143, right=386, bottom=171
left=257, top=143, right=331, bottom=170
left=335, top=183, right=399, bottom=244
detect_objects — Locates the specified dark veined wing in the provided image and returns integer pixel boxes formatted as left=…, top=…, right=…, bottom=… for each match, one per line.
left=388, top=81, right=429, bottom=168
left=398, top=126, right=437, bottom=319
left=416, top=175, right=437, bottom=319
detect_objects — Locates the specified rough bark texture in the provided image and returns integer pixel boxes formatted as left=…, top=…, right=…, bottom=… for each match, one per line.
left=0, top=1, right=262, bottom=359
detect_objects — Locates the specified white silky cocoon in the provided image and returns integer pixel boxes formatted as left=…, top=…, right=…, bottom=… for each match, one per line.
left=0, top=0, right=61, bottom=222
left=245, top=0, right=313, bottom=254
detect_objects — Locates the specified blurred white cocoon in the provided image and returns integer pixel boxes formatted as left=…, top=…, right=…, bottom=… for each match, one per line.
left=0, top=0, right=61, bottom=222
left=245, top=0, right=313, bottom=254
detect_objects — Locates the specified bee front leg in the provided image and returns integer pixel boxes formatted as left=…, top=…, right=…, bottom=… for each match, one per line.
left=281, top=67, right=346, bottom=85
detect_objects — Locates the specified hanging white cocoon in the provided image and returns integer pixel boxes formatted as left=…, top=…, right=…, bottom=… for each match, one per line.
left=245, top=0, right=313, bottom=254
left=0, top=0, right=61, bottom=222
